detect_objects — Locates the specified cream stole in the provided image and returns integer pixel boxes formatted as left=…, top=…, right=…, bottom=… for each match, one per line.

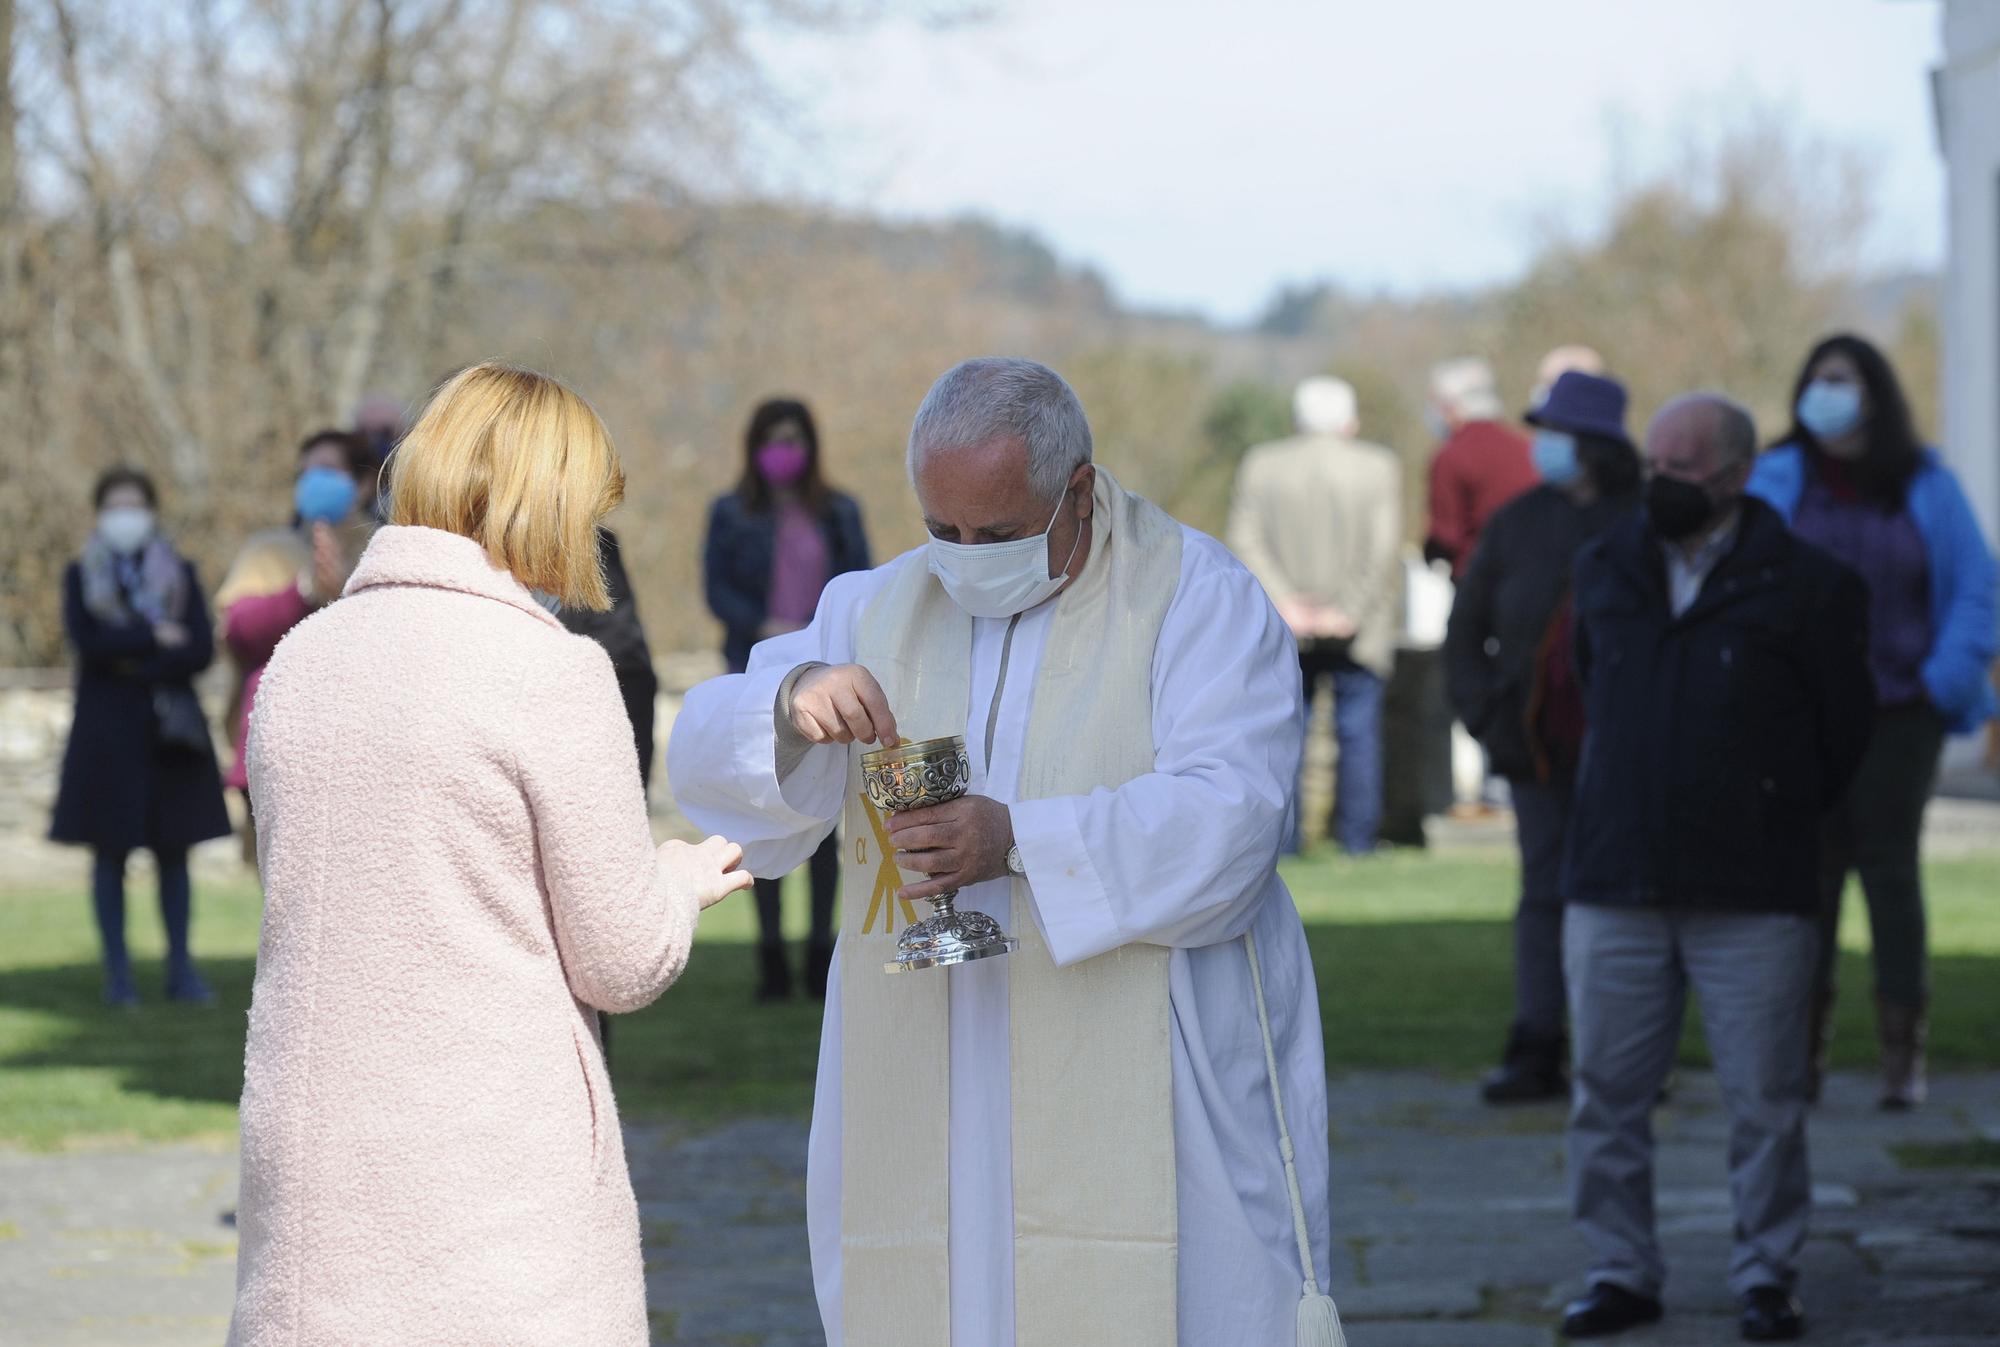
left=839, top=470, right=1185, bottom=1345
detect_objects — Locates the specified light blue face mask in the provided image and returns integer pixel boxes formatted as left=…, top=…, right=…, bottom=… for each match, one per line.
left=1797, top=379, right=1864, bottom=442
left=1531, top=429, right=1581, bottom=486
left=295, top=466, right=359, bottom=525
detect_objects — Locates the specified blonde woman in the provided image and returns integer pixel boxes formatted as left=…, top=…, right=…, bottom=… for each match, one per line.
left=228, top=363, right=751, bottom=1345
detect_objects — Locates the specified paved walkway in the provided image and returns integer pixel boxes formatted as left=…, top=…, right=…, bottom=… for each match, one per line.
left=4, top=1072, right=1998, bottom=1345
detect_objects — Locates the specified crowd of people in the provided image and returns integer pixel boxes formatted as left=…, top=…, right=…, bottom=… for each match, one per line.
left=39, top=331, right=2000, bottom=1345
left=1219, top=332, right=1996, bottom=1340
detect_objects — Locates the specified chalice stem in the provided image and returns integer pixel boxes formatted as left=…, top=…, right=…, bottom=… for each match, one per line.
left=926, top=889, right=958, bottom=919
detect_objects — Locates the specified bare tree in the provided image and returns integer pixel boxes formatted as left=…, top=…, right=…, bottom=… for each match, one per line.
left=1, top=0, right=958, bottom=662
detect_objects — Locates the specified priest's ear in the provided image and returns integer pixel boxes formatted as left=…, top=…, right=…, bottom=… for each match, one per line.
left=1065, top=463, right=1096, bottom=517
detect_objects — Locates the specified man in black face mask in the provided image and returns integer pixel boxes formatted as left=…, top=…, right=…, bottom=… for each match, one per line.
left=1556, top=394, right=1874, bottom=1344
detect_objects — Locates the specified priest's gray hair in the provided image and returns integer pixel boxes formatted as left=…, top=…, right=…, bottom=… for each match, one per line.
left=907, top=357, right=1093, bottom=501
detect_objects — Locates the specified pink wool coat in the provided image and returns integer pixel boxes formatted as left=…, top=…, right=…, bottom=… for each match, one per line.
left=229, top=525, right=700, bottom=1346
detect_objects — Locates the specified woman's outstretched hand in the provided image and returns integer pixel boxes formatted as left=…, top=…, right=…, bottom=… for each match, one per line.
left=664, top=835, right=756, bottom=910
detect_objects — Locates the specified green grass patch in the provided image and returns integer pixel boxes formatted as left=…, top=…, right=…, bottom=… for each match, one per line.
left=1888, top=1138, right=2000, bottom=1170
left=4, top=849, right=1997, bottom=1147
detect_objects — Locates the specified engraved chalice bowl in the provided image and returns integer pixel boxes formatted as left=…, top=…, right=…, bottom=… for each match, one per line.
left=859, top=735, right=1021, bottom=974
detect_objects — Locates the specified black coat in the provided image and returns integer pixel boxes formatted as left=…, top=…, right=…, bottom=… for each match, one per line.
left=1444, top=483, right=1637, bottom=782
left=1563, top=498, right=1874, bottom=916
left=704, top=490, right=870, bottom=672
left=558, top=529, right=659, bottom=790
left=49, top=557, right=233, bottom=854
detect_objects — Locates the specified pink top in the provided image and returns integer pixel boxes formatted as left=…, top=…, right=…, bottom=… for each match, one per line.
left=766, top=504, right=831, bottom=626
left=222, top=585, right=313, bottom=790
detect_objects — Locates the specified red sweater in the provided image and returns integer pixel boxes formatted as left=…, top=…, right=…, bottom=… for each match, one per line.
left=1426, top=420, right=1537, bottom=577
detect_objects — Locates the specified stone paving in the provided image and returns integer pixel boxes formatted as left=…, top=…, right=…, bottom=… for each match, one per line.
left=4, top=1072, right=1999, bottom=1345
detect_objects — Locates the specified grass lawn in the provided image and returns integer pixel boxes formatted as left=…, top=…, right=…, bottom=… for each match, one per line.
left=2, top=848, right=1996, bottom=1149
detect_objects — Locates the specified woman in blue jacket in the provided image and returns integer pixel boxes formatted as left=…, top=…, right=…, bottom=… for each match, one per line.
left=1750, top=333, right=1999, bottom=1109
left=703, top=398, right=870, bottom=1001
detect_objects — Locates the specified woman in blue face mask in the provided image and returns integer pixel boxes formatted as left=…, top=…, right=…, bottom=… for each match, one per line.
left=1749, top=332, right=2000, bottom=1109
left=50, top=468, right=233, bottom=1006
left=214, top=430, right=377, bottom=856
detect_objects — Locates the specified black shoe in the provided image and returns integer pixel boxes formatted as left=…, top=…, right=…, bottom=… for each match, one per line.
left=1561, top=1283, right=1663, bottom=1338
left=803, top=941, right=834, bottom=1001
left=1481, top=1058, right=1568, bottom=1103
left=1482, top=1024, right=1569, bottom=1104
left=1740, top=1287, right=1804, bottom=1341
left=166, top=968, right=217, bottom=1007
left=755, top=945, right=793, bottom=1003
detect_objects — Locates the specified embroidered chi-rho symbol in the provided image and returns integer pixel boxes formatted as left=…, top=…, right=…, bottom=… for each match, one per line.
left=857, top=795, right=920, bottom=935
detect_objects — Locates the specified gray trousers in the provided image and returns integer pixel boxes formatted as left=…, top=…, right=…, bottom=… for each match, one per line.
left=1565, top=904, right=1816, bottom=1298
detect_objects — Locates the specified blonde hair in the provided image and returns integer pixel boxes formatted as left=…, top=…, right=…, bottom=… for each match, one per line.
left=389, top=362, right=626, bottom=610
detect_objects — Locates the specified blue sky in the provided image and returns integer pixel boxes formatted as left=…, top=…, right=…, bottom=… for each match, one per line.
left=753, top=0, right=1945, bottom=324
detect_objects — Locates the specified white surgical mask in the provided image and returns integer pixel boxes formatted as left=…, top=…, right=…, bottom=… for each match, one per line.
left=97, top=506, right=156, bottom=556
left=926, top=488, right=1082, bottom=619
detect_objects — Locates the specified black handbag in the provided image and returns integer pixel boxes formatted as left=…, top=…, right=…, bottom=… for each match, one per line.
left=152, top=684, right=211, bottom=755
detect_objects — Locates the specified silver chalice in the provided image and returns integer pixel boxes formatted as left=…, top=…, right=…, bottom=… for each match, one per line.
left=859, top=735, right=1021, bottom=974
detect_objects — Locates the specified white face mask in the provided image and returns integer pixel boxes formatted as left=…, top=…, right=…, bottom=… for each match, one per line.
left=926, top=488, right=1083, bottom=619
left=97, top=506, right=156, bottom=556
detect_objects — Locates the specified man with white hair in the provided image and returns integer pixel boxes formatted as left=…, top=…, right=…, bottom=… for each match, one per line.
left=1424, top=356, right=1536, bottom=578
left=1530, top=345, right=1608, bottom=410
left=1228, top=375, right=1402, bottom=854
left=669, top=357, right=1336, bottom=1346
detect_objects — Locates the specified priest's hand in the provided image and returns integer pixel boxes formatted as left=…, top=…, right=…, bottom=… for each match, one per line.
left=887, top=795, right=1014, bottom=901
left=788, top=663, right=900, bottom=747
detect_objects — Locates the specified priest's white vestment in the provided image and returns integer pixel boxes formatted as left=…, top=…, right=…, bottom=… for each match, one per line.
left=667, top=514, right=1331, bottom=1347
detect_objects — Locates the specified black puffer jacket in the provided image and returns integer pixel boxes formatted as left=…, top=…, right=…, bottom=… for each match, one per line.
left=558, top=529, right=659, bottom=790
left=1444, top=483, right=1637, bottom=782
left=1563, top=498, right=1874, bottom=915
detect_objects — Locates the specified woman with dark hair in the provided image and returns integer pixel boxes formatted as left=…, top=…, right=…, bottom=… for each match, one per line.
left=703, top=398, right=870, bottom=1000
left=215, top=429, right=377, bottom=843
left=1750, top=333, right=1998, bottom=1109
left=1445, top=371, right=1644, bottom=1104
left=50, top=467, right=233, bottom=1006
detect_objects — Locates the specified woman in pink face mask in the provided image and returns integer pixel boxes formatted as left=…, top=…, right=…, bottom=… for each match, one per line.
left=703, top=397, right=872, bottom=1002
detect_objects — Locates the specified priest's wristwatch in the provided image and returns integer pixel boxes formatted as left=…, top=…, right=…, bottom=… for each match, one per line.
left=1005, top=844, right=1026, bottom=877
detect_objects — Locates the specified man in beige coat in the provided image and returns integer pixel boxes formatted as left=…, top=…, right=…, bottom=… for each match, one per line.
left=1228, top=375, right=1402, bottom=854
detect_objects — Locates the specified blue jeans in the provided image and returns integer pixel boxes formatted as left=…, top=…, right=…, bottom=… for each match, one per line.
left=1293, top=641, right=1385, bottom=854
left=92, top=847, right=196, bottom=994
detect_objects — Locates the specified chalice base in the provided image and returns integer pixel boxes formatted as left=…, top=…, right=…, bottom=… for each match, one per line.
left=885, top=906, right=1020, bottom=974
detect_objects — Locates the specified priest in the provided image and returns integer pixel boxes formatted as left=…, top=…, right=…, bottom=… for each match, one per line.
left=668, top=357, right=1337, bottom=1346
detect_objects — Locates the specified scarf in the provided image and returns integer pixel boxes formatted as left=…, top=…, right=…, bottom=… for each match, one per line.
left=80, top=534, right=187, bottom=627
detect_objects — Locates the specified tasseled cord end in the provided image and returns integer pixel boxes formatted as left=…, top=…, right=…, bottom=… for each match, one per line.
left=1297, top=1284, right=1347, bottom=1347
